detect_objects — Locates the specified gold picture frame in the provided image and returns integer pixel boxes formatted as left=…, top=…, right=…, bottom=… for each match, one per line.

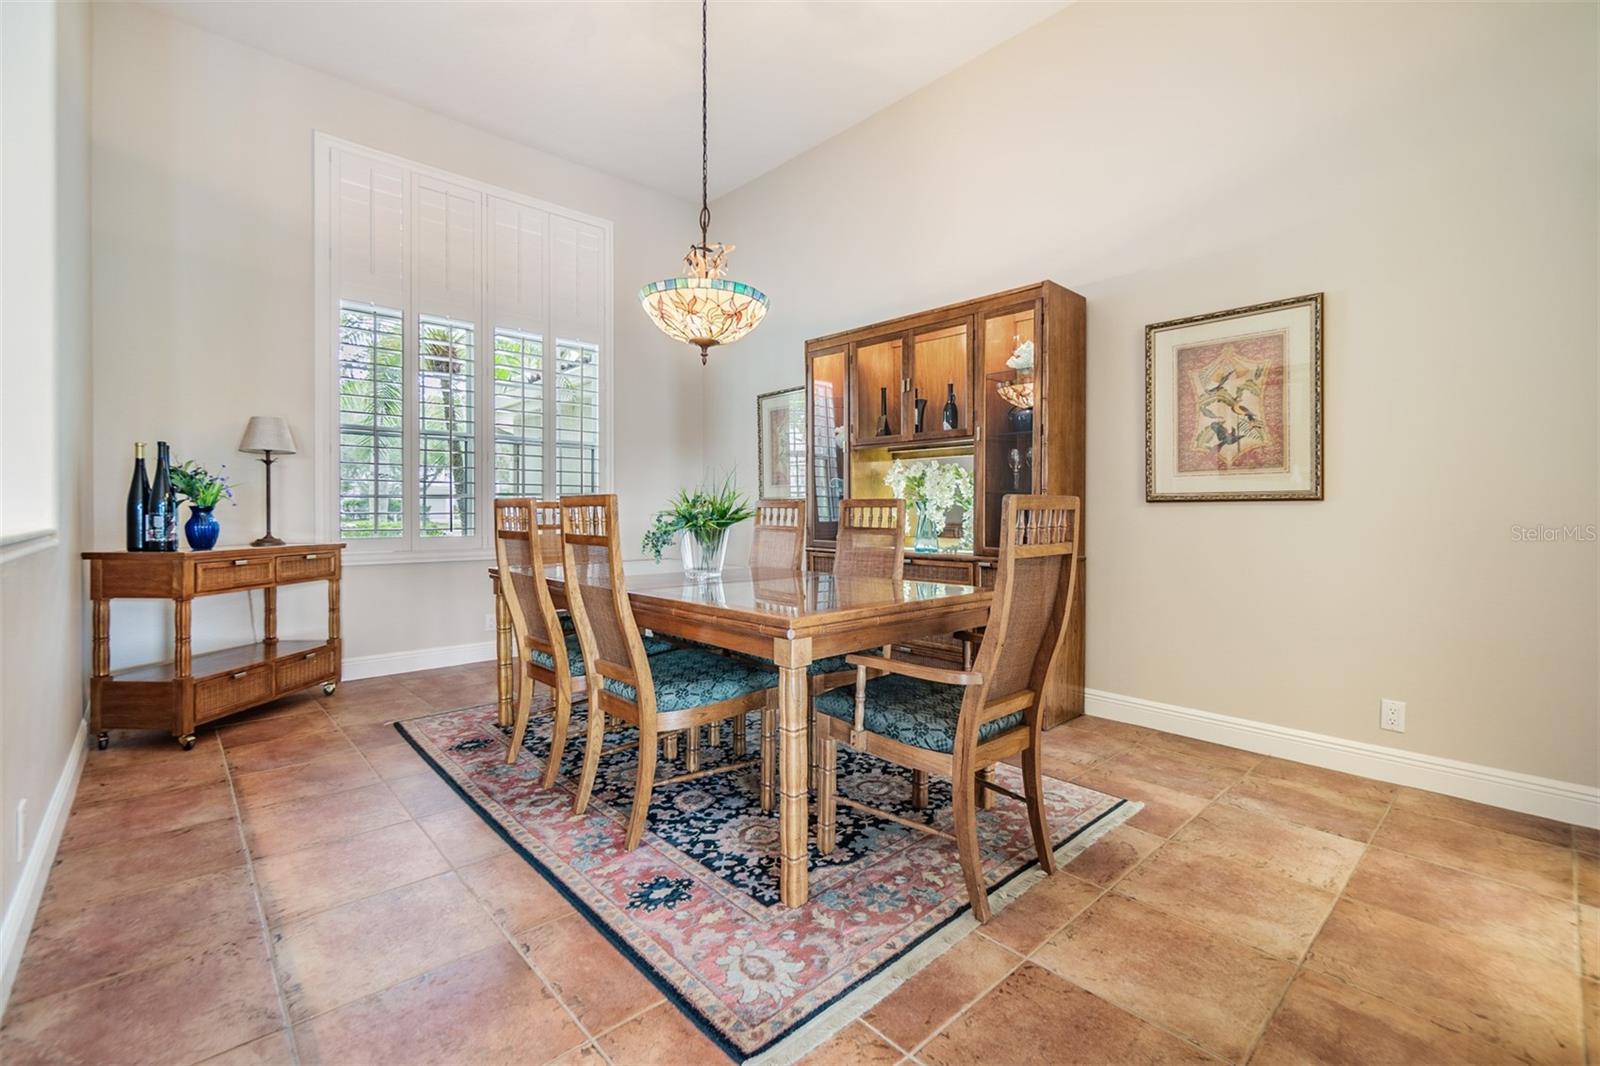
left=1145, top=293, right=1324, bottom=502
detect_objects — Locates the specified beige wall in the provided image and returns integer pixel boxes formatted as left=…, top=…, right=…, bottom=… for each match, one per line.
left=704, top=3, right=1599, bottom=785
left=0, top=0, right=93, bottom=983
left=90, top=3, right=707, bottom=668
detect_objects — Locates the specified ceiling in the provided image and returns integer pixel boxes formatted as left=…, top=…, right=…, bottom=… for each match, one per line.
left=144, top=0, right=1068, bottom=201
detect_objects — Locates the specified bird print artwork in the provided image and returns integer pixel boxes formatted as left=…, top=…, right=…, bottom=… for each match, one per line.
left=1175, top=331, right=1288, bottom=473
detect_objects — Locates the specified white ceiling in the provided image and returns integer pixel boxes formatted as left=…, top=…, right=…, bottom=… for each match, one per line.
left=143, top=0, right=1067, bottom=201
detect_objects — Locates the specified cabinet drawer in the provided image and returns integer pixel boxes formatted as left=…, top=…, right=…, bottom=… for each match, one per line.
left=904, top=559, right=974, bottom=585
left=976, top=562, right=997, bottom=589
left=277, top=551, right=337, bottom=583
left=195, top=664, right=273, bottom=722
left=276, top=646, right=336, bottom=691
left=194, top=556, right=273, bottom=593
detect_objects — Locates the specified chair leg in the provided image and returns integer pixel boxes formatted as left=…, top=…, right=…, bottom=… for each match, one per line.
left=732, top=713, right=747, bottom=757
left=976, top=765, right=996, bottom=811
left=817, top=727, right=838, bottom=855
left=684, top=725, right=700, bottom=773
left=624, top=722, right=658, bottom=851
left=760, top=702, right=776, bottom=813
left=506, top=675, right=536, bottom=766
left=572, top=700, right=608, bottom=815
left=1021, top=742, right=1056, bottom=875
left=911, top=769, right=929, bottom=809
left=540, top=687, right=572, bottom=787
left=664, top=732, right=679, bottom=761
left=951, top=763, right=990, bottom=922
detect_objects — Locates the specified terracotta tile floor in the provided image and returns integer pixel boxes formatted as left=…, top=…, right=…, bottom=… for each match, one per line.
left=3, top=662, right=1596, bottom=1065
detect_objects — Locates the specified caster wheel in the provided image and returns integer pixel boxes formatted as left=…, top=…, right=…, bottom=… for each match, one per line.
left=322, top=682, right=338, bottom=696
left=96, top=733, right=110, bottom=751
left=179, top=734, right=197, bottom=751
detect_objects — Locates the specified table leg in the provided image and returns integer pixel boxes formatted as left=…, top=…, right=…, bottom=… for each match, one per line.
left=774, top=636, right=813, bottom=907
left=92, top=592, right=109, bottom=749
left=493, top=574, right=514, bottom=728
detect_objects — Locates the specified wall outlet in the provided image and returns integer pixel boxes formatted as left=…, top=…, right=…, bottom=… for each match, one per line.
left=15, top=799, right=27, bottom=863
left=484, top=612, right=497, bottom=633
left=1380, top=698, right=1406, bottom=733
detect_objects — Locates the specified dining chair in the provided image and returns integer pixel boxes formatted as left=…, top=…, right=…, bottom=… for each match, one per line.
left=495, top=499, right=582, bottom=783
left=560, top=494, right=779, bottom=849
left=496, top=499, right=675, bottom=781
left=749, top=498, right=805, bottom=571
left=810, top=497, right=905, bottom=687
left=812, top=494, right=1082, bottom=922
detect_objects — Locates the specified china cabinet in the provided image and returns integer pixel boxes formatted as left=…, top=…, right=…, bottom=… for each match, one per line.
left=803, top=281, right=1085, bottom=722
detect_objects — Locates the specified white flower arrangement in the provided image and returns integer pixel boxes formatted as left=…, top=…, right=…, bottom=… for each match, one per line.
left=884, top=458, right=974, bottom=518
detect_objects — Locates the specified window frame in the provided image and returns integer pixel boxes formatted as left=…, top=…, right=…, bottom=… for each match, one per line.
left=313, top=133, right=615, bottom=564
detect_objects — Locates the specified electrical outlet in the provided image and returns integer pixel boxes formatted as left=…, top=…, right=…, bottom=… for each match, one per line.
left=484, top=612, right=497, bottom=633
left=15, top=799, right=27, bottom=863
left=1380, top=698, right=1406, bottom=733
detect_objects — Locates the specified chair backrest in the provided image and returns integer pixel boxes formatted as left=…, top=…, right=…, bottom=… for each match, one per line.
left=558, top=494, right=654, bottom=702
left=834, top=498, right=905, bottom=581
left=749, top=498, right=805, bottom=571
left=968, top=495, right=1082, bottom=707
left=494, top=499, right=569, bottom=671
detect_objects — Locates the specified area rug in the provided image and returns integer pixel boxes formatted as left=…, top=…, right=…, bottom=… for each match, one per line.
left=396, top=704, right=1135, bottom=1063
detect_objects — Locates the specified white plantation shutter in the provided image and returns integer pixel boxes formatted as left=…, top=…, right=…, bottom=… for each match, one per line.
left=550, top=216, right=606, bottom=495
left=320, top=137, right=610, bottom=554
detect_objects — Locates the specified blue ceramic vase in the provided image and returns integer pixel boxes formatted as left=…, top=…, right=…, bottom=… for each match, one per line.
left=184, top=505, right=220, bottom=551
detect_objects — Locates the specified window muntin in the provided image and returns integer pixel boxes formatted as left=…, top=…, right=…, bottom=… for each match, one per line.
left=417, top=316, right=475, bottom=537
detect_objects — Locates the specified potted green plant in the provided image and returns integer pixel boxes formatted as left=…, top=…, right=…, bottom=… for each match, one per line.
left=169, top=460, right=236, bottom=551
left=884, top=458, right=974, bottom=552
left=642, top=473, right=755, bottom=580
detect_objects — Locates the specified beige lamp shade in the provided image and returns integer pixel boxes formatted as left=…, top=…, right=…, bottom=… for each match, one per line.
left=238, top=416, right=297, bottom=455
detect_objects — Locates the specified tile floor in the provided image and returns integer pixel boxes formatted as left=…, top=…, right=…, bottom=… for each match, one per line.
left=2, top=661, right=1596, bottom=1065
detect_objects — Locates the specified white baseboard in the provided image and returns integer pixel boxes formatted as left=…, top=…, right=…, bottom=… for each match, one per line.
left=1085, top=688, right=1600, bottom=829
left=0, top=717, right=88, bottom=1013
left=343, top=640, right=496, bottom=681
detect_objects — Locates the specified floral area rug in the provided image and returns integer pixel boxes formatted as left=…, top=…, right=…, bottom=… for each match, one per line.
left=396, top=703, right=1134, bottom=1063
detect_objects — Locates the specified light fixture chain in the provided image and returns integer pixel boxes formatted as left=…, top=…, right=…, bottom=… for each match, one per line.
left=700, top=0, right=710, bottom=245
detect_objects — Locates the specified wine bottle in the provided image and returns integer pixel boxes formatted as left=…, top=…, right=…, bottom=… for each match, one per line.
left=875, top=386, right=892, bottom=436
left=913, top=390, right=927, bottom=434
left=942, top=382, right=958, bottom=431
left=125, top=443, right=150, bottom=551
left=146, top=441, right=175, bottom=552
left=166, top=472, right=179, bottom=551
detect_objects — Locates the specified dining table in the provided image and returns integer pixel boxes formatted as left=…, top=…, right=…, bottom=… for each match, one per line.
left=488, top=563, right=993, bottom=907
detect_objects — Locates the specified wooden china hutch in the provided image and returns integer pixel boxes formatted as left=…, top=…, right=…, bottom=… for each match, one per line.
left=803, top=281, right=1086, bottom=724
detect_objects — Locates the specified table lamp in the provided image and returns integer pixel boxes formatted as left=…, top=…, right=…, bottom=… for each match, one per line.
left=239, top=416, right=297, bottom=546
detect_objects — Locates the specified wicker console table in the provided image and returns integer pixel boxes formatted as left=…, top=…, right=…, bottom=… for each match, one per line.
left=83, top=543, right=345, bottom=749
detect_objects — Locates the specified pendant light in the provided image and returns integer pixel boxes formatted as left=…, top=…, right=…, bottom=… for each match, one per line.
left=639, top=0, right=768, bottom=365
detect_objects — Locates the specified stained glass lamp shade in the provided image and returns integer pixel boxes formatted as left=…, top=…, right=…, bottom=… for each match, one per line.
left=639, top=274, right=768, bottom=364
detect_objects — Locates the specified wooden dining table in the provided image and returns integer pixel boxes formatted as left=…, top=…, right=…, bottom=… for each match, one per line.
left=488, top=563, right=993, bottom=907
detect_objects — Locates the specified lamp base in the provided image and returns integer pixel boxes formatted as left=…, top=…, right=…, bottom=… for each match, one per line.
left=251, top=534, right=286, bottom=547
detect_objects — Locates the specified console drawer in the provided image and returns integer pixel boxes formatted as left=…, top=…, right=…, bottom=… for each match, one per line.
left=195, top=664, right=273, bottom=722
left=194, top=556, right=273, bottom=593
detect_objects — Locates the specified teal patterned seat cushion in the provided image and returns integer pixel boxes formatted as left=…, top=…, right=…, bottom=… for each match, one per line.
left=814, top=673, right=1024, bottom=754
left=603, top=647, right=778, bottom=711
left=530, top=628, right=672, bottom=677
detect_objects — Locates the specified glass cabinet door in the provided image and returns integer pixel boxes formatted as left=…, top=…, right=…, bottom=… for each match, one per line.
left=909, top=318, right=974, bottom=441
left=808, top=346, right=847, bottom=543
left=852, top=335, right=905, bottom=442
left=978, top=302, right=1041, bottom=552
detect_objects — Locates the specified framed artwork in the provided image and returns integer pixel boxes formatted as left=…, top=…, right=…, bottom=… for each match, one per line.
left=756, top=386, right=807, bottom=499
left=1145, top=293, right=1324, bottom=501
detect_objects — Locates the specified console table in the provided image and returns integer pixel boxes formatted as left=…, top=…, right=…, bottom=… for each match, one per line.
left=83, top=544, right=344, bottom=749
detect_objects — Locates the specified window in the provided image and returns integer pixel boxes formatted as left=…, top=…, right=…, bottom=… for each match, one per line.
left=315, top=136, right=612, bottom=558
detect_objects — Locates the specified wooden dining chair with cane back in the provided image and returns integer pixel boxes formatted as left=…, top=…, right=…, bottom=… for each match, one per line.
left=812, top=494, right=1083, bottom=922
left=807, top=497, right=905, bottom=690
left=560, top=495, right=780, bottom=849
left=496, top=499, right=674, bottom=781
left=495, top=499, right=581, bottom=783
left=749, top=498, right=806, bottom=571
